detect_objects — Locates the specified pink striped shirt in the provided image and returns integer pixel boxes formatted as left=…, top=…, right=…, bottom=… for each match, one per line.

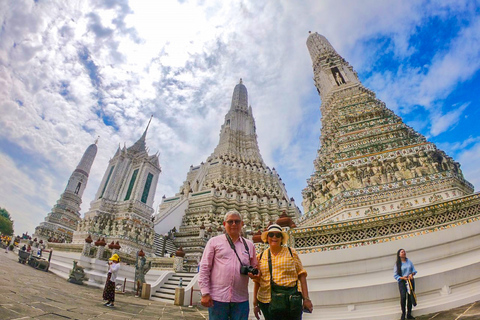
left=198, top=234, right=258, bottom=302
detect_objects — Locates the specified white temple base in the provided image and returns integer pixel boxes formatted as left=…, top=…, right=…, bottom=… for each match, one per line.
left=284, top=219, right=480, bottom=319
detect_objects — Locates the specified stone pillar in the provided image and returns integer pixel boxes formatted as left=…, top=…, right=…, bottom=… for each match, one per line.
left=82, top=242, right=91, bottom=256
left=95, top=237, right=106, bottom=259
left=82, top=235, right=93, bottom=256
left=174, top=257, right=184, bottom=272
left=96, top=245, right=105, bottom=259
left=174, top=247, right=185, bottom=272
left=174, top=287, right=185, bottom=306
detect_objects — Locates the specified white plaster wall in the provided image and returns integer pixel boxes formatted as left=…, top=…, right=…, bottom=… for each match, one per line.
left=295, top=219, right=480, bottom=319
left=154, top=199, right=189, bottom=235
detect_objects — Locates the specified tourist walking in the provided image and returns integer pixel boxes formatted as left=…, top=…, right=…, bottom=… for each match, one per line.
left=198, top=210, right=258, bottom=320
left=394, top=249, right=417, bottom=320
left=103, top=253, right=120, bottom=307
left=253, top=224, right=313, bottom=320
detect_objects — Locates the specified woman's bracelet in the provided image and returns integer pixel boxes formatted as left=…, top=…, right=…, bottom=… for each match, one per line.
left=303, top=297, right=311, bottom=301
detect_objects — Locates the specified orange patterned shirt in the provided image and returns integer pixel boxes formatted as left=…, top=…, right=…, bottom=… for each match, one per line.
left=256, top=247, right=307, bottom=303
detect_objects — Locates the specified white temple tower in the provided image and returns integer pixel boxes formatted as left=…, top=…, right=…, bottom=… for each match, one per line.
left=35, top=140, right=98, bottom=242
left=300, top=32, right=474, bottom=226
left=154, top=79, right=300, bottom=268
left=73, top=119, right=161, bottom=255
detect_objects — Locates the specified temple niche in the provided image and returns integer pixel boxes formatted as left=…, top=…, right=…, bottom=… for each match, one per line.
left=72, top=119, right=161, bottom=256
left=301, top=32, right=474, bottom=226
left=154, top=79, right=300, bottom=270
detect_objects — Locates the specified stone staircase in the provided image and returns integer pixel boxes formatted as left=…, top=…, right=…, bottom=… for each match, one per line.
left=154, top=233, right=177, bottom=257
left=151, top=272, right=196, bottom=303
left=164, top=238, right=177, bottom=256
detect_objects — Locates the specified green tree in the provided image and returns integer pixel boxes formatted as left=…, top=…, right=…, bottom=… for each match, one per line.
left=0, top=216, right=14, bottom=236
left=0, top=207, right=11, bottom=220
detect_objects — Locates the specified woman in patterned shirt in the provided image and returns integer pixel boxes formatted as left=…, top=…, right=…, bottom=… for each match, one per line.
left=253, top=224, right=313, bottom=320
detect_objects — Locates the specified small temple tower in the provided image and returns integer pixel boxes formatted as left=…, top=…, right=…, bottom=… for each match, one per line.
left=35, top=140, right=98, bottom=242
left=73, top=118, right=161, bottom=255
left=300, top=32, right=474, bottom=225
left=154, top=79, right=300, bottom=269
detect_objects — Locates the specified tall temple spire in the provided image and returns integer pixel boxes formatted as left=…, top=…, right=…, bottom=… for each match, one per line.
left=306, top=32, right=361, bottom=101
left=128, top=116, right=152, bottom=153
left=34, top=140, right=98, bottom=242
left=74, top=141, right=98, bottom=177
left=230, top=78, right=249, bottom=111
left=154, top=79, right=300, bottom=266
left=301, top=32, right=473, bottom=226
left=211, top=79, right=263, bottom=164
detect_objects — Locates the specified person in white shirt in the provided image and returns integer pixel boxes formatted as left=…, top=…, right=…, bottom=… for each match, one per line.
left=103, top=253, right=121, bottom=307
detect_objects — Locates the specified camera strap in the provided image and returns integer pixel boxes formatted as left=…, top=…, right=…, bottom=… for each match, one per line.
left=225, top=234, right=249, bottom=266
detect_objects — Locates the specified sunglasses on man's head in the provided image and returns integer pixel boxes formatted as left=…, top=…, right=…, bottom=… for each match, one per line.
left=226, top=220, right=242, bottom=225
left=267, top=232, right=282, bottom=238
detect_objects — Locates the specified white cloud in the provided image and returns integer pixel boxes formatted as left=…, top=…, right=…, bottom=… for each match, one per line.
left=430, top=103, right=469, bottom=136
left=0, top=0, right=479, bottom=235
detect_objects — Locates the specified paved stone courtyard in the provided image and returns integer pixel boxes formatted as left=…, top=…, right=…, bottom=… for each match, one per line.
left=1, top=249, right=479, bottom=319
left=0, top=250, right=208, bottom=320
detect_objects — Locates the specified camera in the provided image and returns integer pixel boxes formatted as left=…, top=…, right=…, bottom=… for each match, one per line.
left=240, top=265, right=259, bottom=275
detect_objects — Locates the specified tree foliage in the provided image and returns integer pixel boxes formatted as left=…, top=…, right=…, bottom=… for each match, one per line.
left=0, top=216, right=14, bottom=236
left=0, top=208, right=13, bottom=235
left=0, top=207, right=11, bottom=220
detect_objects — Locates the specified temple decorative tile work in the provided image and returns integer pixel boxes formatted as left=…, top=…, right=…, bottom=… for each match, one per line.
left=154, top=79, right=300, bottom=269
left=35, top=140, right=98, bottom=242
left=300, top=32, right=474, bottom=226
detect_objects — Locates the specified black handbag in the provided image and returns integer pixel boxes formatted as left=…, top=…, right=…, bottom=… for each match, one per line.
left=267, top=249, right=303, bottom=317
left=407, top=278, right=417, bottom=306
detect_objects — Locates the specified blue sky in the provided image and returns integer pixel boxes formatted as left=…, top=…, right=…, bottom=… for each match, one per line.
left=0, top=0, right=479, bottom=235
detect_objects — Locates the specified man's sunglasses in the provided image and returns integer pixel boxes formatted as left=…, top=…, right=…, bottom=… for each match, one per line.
left=226, top=220, right=242, bottom=225
left=267, top=232, right=282, bottom=238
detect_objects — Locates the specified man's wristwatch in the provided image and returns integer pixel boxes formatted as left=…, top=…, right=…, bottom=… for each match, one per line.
left=303, top=297, right=311, bottom=301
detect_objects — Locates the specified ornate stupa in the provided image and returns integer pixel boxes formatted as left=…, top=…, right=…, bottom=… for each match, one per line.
left=73, top=118, right=161, bottom=255
left=154, top=79, right=300, bottom=268
left=300, top=32, right=474, bottom=225
left=35, top=140, right=98, bottom=242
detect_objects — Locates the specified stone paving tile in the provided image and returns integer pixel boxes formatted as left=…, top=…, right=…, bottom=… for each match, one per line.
left=0, top=307, right=22, bottom=319
left=1, top=303, right=45, bottom=317
left=464, top=301, right=480, bottom=315
left=412, top=301, right=479, bottom=320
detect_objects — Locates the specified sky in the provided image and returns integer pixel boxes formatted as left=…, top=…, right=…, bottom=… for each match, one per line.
left=1, top=0, right=479, bottom=236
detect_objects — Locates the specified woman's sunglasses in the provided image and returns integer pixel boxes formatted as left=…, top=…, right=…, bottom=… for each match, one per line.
left=267, top=232, right=282, bottom=238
